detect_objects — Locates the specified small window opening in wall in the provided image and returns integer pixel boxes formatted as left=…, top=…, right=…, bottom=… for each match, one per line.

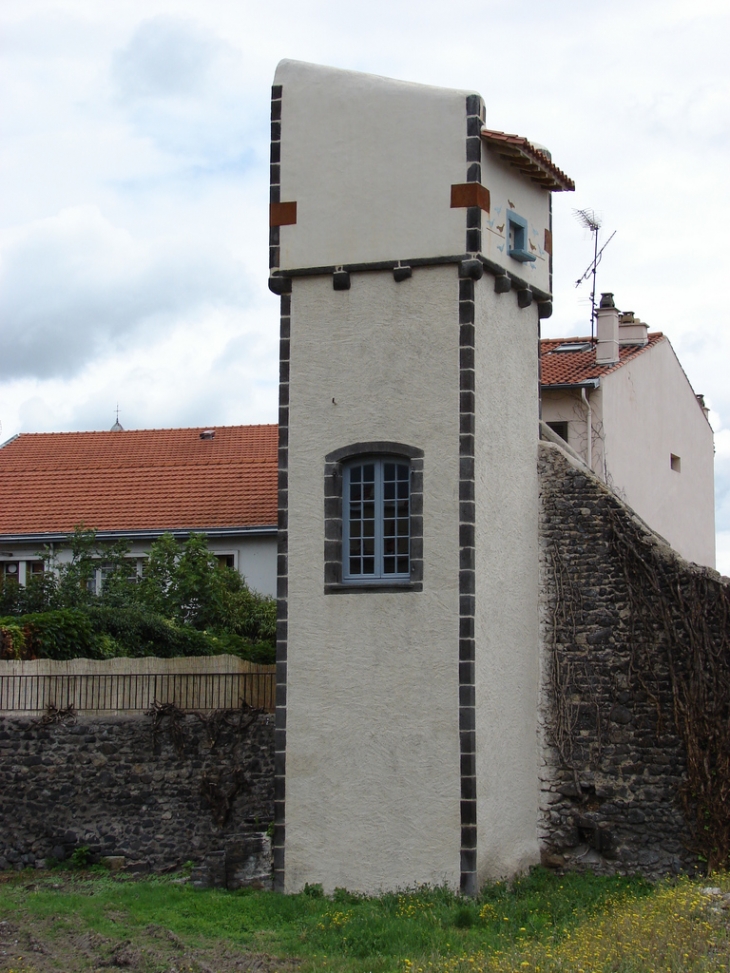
left=215, top=554, right=235, bottom=569
left=547, top=421, right=569, bottom=443
left=671, top=453, right=681, bottom=472
left=506, top=211, right=536, bottom=263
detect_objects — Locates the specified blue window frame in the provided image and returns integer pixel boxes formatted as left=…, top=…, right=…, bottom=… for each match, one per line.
left=506, top=210, right=536, bottom=263
left=344, top=458, right=410, bottom=581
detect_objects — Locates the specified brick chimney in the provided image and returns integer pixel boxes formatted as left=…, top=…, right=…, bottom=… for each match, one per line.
left=596, top=292, right=620, bottom=365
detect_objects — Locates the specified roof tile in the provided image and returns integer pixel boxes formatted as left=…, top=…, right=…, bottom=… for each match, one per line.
left=0, top=425, right=277, bottom=535
left=540, top=333, right=664, bottom=387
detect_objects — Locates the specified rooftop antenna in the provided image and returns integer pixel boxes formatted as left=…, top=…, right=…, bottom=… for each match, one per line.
left=574, top=208, right=616, bottom=340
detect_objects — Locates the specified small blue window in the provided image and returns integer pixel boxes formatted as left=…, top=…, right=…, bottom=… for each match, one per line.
left=506, top=211, right=536, bottom=263
left=344, top=458, right=410, bottom=581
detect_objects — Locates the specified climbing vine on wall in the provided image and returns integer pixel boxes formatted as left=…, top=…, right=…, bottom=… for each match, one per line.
left=608, top=510, right=730, bottom=871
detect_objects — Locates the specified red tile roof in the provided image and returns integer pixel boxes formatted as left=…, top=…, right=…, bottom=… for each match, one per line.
left=481, top=129, right=575, bottom=192
left=0, top=425, right=278, bottom=536
left=540, top=333, right=665, bottom=387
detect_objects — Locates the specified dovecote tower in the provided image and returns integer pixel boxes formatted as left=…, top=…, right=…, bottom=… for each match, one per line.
left=269, top=60, right=574, bottom=894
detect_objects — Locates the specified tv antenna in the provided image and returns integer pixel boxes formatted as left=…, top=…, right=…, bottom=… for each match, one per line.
left=574, top=209, right=615, bottom=339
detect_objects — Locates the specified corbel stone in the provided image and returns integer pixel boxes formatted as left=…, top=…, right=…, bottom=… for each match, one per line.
left=517, top=287, right=533, bottom=309
left=268, top=276, right=292, bottom=295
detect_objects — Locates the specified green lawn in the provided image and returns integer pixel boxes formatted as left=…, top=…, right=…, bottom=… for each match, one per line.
left=0, top=867, right=728, bottom=972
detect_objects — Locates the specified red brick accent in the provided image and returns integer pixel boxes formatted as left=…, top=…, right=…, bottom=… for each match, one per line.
left=450, top=183, right=490, bottom=213
left=269, top=201, right=297, bottom=227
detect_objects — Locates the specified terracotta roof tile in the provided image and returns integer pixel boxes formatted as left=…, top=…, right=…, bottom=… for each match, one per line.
left=481, top=129, right=575, bottom=192
left=0, top=425, right=277, bottom=536
left=540, top=333, right=665, bottom=387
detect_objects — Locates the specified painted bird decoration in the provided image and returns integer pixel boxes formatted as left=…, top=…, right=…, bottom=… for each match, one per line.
left=496, top=223, right=505, bottom=234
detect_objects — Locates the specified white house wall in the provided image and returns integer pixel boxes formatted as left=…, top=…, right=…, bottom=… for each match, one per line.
left=600, top=339, right=715, bottom=567
left=0, top=535, right=277, bottom=598
left=541, top=387, right=607, bottom=479
left=284, top=268, right=462, bottom=894
left=480, top=152, right=551, bottom=296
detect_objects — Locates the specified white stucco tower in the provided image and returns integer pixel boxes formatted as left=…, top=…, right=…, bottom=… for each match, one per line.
left=269, top=60, right=574, bottom=894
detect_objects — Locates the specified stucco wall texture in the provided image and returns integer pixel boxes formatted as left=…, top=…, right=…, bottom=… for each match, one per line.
left=541, top=337, right=715, bottom=567
left=275, top=60, right=469, bottom=270
left=474, top=286, right=541, bottom=880
left=285, top=269, right=462, bottom=893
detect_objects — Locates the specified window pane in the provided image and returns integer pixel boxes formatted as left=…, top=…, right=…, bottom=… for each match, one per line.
left=343, top=456, right=411, bottom=582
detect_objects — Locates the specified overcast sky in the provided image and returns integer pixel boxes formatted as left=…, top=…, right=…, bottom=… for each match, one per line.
left=2, top=0, right=730, bottom=567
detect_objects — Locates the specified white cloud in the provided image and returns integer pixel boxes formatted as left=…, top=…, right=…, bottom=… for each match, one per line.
left=1, top=0, right=730, bottom=561
left=110, top=16, right=264, bottom=169
left=0, top=205, right=253, bottom=380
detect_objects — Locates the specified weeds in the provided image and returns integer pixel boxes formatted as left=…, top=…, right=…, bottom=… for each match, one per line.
left=0, top=868, right=727, bottom=972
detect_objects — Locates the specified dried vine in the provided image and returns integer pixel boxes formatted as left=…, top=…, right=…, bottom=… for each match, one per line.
left=546, top=541, right=608, bottom=793
left=148, top=701, right=187, bottom=755
left=608, top=506, right=730, bottom=870
left=32, top=703, right=77, bottom=726
left=147, top=700, right=264, bottom=827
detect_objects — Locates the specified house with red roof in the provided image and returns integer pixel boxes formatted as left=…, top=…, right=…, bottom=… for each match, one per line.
left=0, top=424, right=278, bottom=596
left=540, top=293, right=715, bottom=567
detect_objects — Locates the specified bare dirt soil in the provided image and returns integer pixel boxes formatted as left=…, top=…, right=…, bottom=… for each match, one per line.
left=0, top=903, right=300, bottom=973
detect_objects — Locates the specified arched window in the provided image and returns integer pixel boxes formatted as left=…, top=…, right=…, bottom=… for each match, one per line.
left=324, top=442, right=423, bottom=592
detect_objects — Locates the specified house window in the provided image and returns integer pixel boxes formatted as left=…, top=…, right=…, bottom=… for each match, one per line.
left=324, top=441, right=424, bottom=592
left=506, top=210, right=536, bottom=263
left=547, top=421, right=569, bottom=443
left=344, top=459, right=410, bottom=580
left=670, top=453, right=681, bottom=472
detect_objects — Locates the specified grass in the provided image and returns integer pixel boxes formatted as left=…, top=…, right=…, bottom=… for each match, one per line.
left=0, top=867, right=728, bottom=972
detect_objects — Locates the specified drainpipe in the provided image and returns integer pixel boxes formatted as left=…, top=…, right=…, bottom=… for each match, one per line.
left=581, top=387, right=592, bottom=471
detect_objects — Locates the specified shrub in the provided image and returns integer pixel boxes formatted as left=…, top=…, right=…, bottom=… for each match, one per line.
left=13, top=609, right=96, bottom=660
left=0, top=619, right=26, bottom=660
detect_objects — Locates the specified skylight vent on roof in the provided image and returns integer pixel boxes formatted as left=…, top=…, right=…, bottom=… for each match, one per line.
left=200, top=430, right=215, bottom=440
left=552, top=342, right=593, bottom=353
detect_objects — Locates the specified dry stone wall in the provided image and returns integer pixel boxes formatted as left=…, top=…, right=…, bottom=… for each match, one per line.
left=0, top=710, right=274, bottom=885
left=538, top=442, right=729, bottom=878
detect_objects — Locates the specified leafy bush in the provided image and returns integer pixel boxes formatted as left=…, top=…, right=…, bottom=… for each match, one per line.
left=8, top=609, right=96, bottom=660
left=1, top=529, right=276, bottom=661
left=0, top=619, right=26, bottom=660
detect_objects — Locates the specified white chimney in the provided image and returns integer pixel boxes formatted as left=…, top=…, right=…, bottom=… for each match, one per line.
left=595, top=292, right=620, bottom=365
left=618, top=311, right=649, bottom=347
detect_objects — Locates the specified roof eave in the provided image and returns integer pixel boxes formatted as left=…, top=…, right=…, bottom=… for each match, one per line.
left=0, top=525, right=277, bottom=546
left=541, top=378, right=601, bottom=391
left=481, top=129, right=575, bottom=192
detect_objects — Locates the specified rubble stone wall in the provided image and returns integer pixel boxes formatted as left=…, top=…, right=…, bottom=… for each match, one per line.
left=0, top=711, right=274, bottom=884
left=538, top=442, right=725, bottom=878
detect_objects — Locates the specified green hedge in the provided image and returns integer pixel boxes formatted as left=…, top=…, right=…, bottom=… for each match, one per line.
left=1, top=609, right=95, bottom=660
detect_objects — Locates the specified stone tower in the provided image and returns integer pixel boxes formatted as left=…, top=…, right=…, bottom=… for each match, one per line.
left=269, top=60, right=574, bottom=894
